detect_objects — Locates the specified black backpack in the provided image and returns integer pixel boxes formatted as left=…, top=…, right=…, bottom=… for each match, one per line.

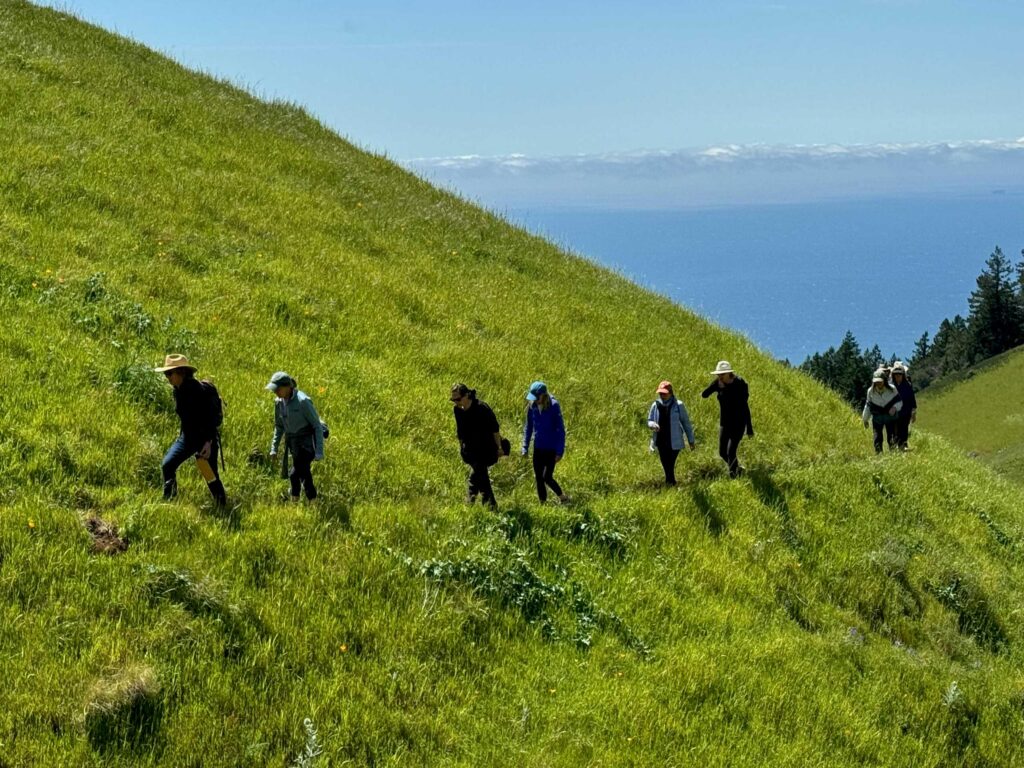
left=199, top=380, right=224, bottom=428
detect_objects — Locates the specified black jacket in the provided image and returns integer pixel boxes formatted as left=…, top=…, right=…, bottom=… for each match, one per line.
left=174, top=377, right=220, bottom=446
left=454, top=399, right=500, bottom=466
left=702, top=376, right=754, bottom=434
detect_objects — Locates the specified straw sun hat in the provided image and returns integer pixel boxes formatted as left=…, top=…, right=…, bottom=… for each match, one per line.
left=153, top=353, right=196, bottom=373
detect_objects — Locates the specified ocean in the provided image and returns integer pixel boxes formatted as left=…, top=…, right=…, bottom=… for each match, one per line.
left=510, top=195, right=1024, bottom=363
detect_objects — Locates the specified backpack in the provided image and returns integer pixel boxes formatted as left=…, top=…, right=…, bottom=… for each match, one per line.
left=199, top=380, right=224, bottom=429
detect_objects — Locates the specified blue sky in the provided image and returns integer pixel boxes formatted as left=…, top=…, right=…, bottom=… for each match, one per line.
left=40, top=1, right=1024, bottom=160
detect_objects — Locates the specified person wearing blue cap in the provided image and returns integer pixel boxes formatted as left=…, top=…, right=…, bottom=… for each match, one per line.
left=521, top=381, right=569, bottom=503
left=267, top=371, right=324, bottom=502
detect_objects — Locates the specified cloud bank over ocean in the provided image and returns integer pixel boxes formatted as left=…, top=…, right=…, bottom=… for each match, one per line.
left=405, top=139, right=1024, bottom=209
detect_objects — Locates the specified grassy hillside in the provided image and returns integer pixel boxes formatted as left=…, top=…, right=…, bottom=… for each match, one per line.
left=918, top=346, right=1024, bottom=484
left=4, top=3, right=1024, bottom=765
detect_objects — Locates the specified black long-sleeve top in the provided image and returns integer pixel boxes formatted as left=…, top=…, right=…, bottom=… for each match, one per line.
left=701, top=376, right=754, bottom=433
left=454, top=399, right=500, bottom=465
left=173, top=376, right=219, bottom=446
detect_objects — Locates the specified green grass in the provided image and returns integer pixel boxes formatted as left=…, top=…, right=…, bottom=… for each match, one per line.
left=4, top=2, right=1024, bottom=765
left=918, top=346, right=1024, bottom=484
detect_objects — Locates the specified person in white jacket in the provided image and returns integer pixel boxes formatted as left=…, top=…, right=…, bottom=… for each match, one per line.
left=861, top=370, right=902, bottom=454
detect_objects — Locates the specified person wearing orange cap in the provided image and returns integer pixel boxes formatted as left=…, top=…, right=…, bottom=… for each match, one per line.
left=647, top=380, right=696, bottom=486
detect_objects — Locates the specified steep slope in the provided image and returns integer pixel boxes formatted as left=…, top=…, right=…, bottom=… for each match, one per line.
left=3, top=3, right=1024, bottom=766
left=918, top=346, right=1024, bottom=484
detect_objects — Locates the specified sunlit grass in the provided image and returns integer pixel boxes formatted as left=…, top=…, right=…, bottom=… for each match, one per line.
left=919, top=346, right=1024, bottom=483
left=3, top=1, right=1024, bottom=765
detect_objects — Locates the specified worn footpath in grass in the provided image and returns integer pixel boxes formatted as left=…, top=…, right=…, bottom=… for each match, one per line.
left=4, top=2, right=1024, bottom=765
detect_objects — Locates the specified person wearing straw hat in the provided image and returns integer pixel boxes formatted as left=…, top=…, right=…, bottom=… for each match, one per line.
left=701, top=360, right=753, bottom=478
left=154, top=353, right=227, bottom=506
left=266, top=371, right=324, bottom=502
left=647, top=380, right=696, bottom=486
left=521, top=381, right=570, bottom=503
left=451, top=383, right=504, bottom=510
left=861, top=369, right=902, bottom=453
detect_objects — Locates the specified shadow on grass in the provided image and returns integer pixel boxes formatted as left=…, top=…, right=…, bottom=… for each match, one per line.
left=690, top=485, right=727, bottom=538
left=748, top=468, right=802, bottom=554
left=84, top=666, right=165, bottom=758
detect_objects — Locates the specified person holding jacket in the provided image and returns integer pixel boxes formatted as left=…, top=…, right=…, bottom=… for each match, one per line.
left=154, top=353, right=227, bottom=506
left=267, top=371, right=324, bottom=502
left=862, top=369, right=902, bottom=454
left=890, top=363, right=916, bottom=451
left=521, top=381, right=569, bottom=503
left=451, top=383, right=504, bottom=509
left=647, top=380, right=696, bottom=486
left=701, top=360, right=754, bottom=478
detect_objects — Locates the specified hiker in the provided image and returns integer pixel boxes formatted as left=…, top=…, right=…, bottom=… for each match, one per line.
left=701, top=360, right=754, bottom=478
left=890, top=363, right=917, bottom=451
left=862, top=369, right=902, bottom=453
left=451, top=383, right=504, bottom=509
left=521, top=381, right=569, bottom=503
left=266, top=371, right=324, bottom=502
left=154, top=354, right=226, bottom=506
left=647, top=380, right=696, bottom=486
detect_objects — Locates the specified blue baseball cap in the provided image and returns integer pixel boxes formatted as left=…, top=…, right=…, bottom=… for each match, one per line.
left=526, top=381, right=548, bottom=401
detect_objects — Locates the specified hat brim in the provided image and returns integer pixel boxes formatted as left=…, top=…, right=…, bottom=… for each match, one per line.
left=265, top=382, right=280, bottom=391
left=656, top=388, right=671, bottom=395
left=710, top=369, right=734, bottom=376
left=153, top=364, right=196, bottom=373
left=525, top=393, right=538, bottom=401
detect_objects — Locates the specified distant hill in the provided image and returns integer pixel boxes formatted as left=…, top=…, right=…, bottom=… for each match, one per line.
left=918, top=346, right=1024, bottom=484
left=4, top=2, right=1024, bottom=765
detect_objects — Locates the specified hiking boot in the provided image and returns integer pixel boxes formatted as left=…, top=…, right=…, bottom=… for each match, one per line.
left=207, top=480, right=227, bottom=508
left=162, top=479, right=178, bottom=501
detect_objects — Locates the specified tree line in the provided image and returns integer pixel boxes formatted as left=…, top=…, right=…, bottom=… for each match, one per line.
left=800, top=247, right=1024, bottom=406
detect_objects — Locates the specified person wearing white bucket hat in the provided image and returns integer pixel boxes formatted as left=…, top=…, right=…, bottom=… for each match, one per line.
left=861, top=369, right=902, bottom=453
left=701, top=360, right=753, bottom=478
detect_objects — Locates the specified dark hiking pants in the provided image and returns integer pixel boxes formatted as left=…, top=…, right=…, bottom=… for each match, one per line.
left=872, top=421, right=897, bottom=453
left=532, top=448, right=564, bottom=501
left=719, top=426, right=745, bottom=477
left=657, top=445, right=680, bottom=485
left=467, top=462, right=497, bottom=508
left=288, top=444, right=318, bottom=500
left=894, top=413, right=912, bottom=450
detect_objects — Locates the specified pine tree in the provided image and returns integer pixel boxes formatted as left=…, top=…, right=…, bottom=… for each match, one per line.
left=968, top=246, right=1024, bottom=359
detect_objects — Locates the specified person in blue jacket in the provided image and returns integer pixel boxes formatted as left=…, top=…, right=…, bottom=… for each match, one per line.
left=266, top=371, right=324, bottom=502
left=647, top=380, right=696, bottom=486
left=521, top=381, right=570, bottom=503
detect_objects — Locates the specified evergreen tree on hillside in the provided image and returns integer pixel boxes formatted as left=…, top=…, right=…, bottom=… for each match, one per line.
left=800, top=330, right=877, bottom=407
left=968, top=247, right=1024, bottom=359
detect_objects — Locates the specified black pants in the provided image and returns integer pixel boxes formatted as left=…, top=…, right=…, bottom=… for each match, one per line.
left=467, top=462, right=497, bottom=508
left=719, top=426, right=745, bottom=477
left=532, top=449, right=564, bottom=501
left=873, top=421, right=897, bottom=453
left=893, top=413, right=912, bottom=449
left=289, top=445, right=318, bottom=500
left=657, top=444, right=679, bottom=485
